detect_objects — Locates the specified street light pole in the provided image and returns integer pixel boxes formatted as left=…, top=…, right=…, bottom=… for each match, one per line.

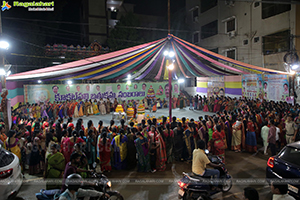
left=168, top=64, right=172, bottom=123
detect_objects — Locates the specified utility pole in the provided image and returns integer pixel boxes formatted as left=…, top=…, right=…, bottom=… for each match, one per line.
left=168, top=0, right=170, bottom=34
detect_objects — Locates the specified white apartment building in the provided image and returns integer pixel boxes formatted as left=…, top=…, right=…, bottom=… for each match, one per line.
left=185, top=0, right=300, bottom=72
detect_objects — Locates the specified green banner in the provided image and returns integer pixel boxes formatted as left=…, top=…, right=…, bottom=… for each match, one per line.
left=24, top=82, right=180, bottom=104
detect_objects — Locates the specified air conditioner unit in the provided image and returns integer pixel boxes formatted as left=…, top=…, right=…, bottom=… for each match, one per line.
left=228, top=31, right=236, bottom=38
left=225, top=0, right=235, bottom=6
left=194, top=16, right=199, bottom=22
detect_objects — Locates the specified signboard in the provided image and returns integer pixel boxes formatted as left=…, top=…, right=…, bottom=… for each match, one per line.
left=242, top=74, right=263, bottom=100
left=242, top=74, right=289, bottom=102
left=24, top=82, right=180, bottom=104
left=263, top=74, right=289, bottom=102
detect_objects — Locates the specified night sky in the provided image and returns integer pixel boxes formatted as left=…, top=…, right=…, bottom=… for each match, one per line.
left=1, top=0, right=185, bottom=69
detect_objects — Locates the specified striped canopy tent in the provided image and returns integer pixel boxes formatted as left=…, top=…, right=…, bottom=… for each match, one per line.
left=7, top=34, right=288, bottom=82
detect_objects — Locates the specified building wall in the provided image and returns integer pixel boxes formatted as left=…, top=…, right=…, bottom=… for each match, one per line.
left=88, top=0, right=108, bottom=44
left=186, top=0, right=298, bottom=72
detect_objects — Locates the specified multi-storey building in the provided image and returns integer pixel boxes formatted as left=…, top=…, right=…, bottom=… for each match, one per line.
left=186, top=0, right=300, bottom=72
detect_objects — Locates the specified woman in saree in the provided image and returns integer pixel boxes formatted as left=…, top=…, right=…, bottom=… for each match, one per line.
left=126, top=127, right=137, bottom=170
left=78, top=100, right=84, bottom=117
left=87, top=100, right=94, bottom=115
left=182, top=123, right=196, bottom=162
left=111, top=129, right=127, bottom=170
left=99, top=131, right=111, bottom=172
left=213, top=97, right=219, bottom=113
left=135, top=132, right=151, bottom=172
left=164, top=124, right=174, bottom=163
left=85, top=129, right=96, bottom=169
left=198, top=120, right=208, bottom=146
left=173, top=122, right=184, bottom=161
left=231, top=117, right=245, bottom=152
left=61, top=128, right=71, bottom=164
left=4, top=130, right=21, bottom=161
left=106, top=98, right=111, bottom=114
left=172, top=95, right=177, bottom=109
left=155, top=126, right=167, bottom=171
left=93, top=99, right=100, bottom=115
left=99, top=98, right=106, bottom=115
left=53, top=102, right=59, bottom=120
left=245, top=116, right=258, bottom=153
left=74, top=101, right=79, bottom=118
left=203, top=100, right=209, bottom=112
left=212, top=124, right=226, bottom=163
left=36, top=103, right=41, bottom=119
left=44, top=144, right=65, bottom=190
left=73, top=143, right=88, bottom=178
left=58, top=103, right=64, bottom=119
left=46, top=102, right=54, bottom=120
left=84, top=120, right=97, bottom=137
left=179, top=95, right=184, bottom=109
left=224, top=116, right=232, bottom=150
left=32, top=103, right=37, bottom=118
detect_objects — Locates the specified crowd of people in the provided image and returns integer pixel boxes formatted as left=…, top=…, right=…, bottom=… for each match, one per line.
left=1, top=94, right=300, bottom=195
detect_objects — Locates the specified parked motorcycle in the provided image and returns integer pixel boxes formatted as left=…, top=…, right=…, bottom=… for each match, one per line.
left=81, top=163, right=123, bottom=200
left=177, top=151, right=232, bottom=200
left=36, top=163, right=123, bottom=200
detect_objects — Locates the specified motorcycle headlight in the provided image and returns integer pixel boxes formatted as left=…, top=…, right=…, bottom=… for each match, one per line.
left=107, top=181, right=112, bottom=188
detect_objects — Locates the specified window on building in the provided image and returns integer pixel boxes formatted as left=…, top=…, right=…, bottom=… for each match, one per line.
left=254, top=2, right=260, bottom=7
left=192, top=7, right=199, bottom=22
left=254, top=37, right=259, bottom=43
left=262, top=2, right=291, bottom=19
left=201, top=20, right=218, bottom=39
left=243, top=40, right=248, bottom=45
left=193, top=32, right=199, bottom=43
left=225, top=49, right=236, bottom=60
left=226, top=18, right=236, bottom=32
left=201, top=0, right=217, bottom=13
left=263, top=30, right=290, bottom=55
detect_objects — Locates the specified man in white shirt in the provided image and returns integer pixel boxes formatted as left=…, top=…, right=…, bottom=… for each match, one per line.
left=271, top=182, right=296, bottom=200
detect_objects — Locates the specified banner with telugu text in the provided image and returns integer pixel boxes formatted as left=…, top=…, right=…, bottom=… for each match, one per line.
left=242, top=74, right=289, bottom=102
left=24, top=82, right=180, bottom=104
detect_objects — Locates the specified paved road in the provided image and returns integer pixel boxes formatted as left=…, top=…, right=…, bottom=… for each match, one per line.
left=16, top=150, right=273, bottom=200
left=15, top=108, right=274, bottom=199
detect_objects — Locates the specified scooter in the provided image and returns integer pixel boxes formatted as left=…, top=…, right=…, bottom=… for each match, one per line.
left=177, top=150, right=232, bottom=200
left=36, top=163, right=123, bottom=200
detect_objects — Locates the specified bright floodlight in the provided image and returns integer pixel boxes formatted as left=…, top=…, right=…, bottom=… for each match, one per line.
left=0, top=41, right=9, bottom=50
left=168, top=51, right=175, bottom=58
left=178, top=79, right=184, bottom=83
left=164, top=50, right=169, bottom=56
left=0, top=68, right=5, bottom=75
left=168, top=63, right=174, bottom=70
left=127, top=80, right=131, bottom=85
left=67, top=80, right=72, bottom=85
left=290, top=70, right=296, bottom=75
left=38, top=80, right=42, bottom=83
left=127, top=74, right=131, bottom=79
left=292, top=64, right=299, bottom=70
